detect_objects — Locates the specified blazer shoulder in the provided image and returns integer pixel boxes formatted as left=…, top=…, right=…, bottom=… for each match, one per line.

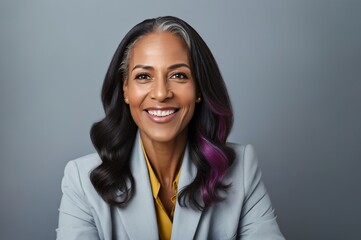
left=227, top=143, right=258, bottom=165
left=225, top=143, right=260, bottom=182
left=62, top=153, right=101, bottom=194
left=64, top=153, right=101, bottom=174
left=224, top=143, right=285, bottom=239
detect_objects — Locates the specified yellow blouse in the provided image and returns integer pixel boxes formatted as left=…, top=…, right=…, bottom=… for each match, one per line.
left=142, top=144, right=180, bottom=240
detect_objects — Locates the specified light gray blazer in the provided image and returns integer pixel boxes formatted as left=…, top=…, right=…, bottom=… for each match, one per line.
left=56, top=133, right=285, bottom=240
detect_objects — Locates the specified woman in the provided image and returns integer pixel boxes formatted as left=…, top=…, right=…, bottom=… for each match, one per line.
left=57, top=16, right=285, bottom=240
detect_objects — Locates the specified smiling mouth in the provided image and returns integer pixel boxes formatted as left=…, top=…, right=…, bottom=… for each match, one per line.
left=146, top=109, right=178, bottom=117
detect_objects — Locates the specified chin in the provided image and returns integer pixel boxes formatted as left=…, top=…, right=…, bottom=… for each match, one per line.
left=147, top=133, right=178, bottom=143
left=140, top=127, right=188, bottom=144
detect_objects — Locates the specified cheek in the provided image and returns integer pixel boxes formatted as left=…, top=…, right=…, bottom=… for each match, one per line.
left=179, top=88, right=197, bottom=119
left=180, top=83, right=197, bottom=100
left=128, top=104, right=140, bottom=126
left=127, top=85, right=147, bottom=105
left=127, top=88, right=146, bottom=125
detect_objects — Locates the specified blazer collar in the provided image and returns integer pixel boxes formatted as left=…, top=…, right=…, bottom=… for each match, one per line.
left=115, top=133, right=158, bottom=239
left=116, top=132, right=203, bottom=239
left=171, top=143, right=203, bottom=240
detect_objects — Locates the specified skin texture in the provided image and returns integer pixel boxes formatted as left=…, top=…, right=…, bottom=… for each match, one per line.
left=123, top=31, right=198, bottom=215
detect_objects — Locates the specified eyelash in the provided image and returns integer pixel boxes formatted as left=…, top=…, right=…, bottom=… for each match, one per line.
left=170, top=72, right=188, bottom=79
left=135, top=73, right=151, bottom=80
left=134, top=72, right=189, bottom=80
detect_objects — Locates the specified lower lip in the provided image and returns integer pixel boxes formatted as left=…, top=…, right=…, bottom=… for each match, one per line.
left=146, top=111, right=177, bottom=123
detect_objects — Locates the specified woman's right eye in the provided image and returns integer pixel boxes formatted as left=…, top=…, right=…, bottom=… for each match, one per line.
left=135, top=73, right=151, bottom=80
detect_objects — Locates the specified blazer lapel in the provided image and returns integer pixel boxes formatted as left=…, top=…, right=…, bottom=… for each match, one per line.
left=171, top=146, right=203, bottom=240
left=115, top=133, right=159, bottom=239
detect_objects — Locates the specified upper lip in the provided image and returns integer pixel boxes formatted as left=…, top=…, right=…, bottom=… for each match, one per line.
left=144, top=107, right=179, bottom=116
left=144, top=106, right=179, bottom=111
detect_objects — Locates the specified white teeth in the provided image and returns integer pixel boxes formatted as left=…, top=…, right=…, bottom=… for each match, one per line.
left=148, top=109, right=176, bottom=117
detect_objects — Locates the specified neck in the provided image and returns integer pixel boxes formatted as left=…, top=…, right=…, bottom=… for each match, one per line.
left=140, top=130, right=187, bottom=187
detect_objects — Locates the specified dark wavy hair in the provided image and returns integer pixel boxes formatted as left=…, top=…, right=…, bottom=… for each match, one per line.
left=90, top=16, right=235, bottom=210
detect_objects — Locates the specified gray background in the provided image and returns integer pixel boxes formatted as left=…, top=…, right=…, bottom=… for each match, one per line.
left=1, top=0, right=360, bottom=239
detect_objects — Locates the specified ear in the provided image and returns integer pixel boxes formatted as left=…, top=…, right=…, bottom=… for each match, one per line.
left=123, top=79, right=128, bottom=92
left=123, top=79, right=128, bottom=98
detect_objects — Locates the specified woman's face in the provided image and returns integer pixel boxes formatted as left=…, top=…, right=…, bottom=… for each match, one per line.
left=123, top=31, right=197, bottom=144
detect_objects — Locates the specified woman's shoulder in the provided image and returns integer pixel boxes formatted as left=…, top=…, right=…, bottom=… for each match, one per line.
left=63, top=153, right=101, bottom=176
left=225, top=143, right=261, bottom=182
left=61, top=153, right=101, bottom=193
left=226, top=142, right=258, bottom=164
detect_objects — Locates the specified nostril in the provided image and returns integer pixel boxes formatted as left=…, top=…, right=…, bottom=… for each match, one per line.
left=150, top=84, right=173, bottom=101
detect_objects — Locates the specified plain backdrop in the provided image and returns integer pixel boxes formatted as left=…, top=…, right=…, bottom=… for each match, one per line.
left=1, top=0, right=360, bottom=239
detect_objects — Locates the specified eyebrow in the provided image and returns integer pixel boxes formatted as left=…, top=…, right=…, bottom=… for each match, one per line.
left=131, top=63, right=191, bottom=72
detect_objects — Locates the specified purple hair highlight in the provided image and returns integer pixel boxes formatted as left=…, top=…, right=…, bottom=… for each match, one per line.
left=205, top=98, right=232, bottom=143
left=198, top=133, right=230, bottom=206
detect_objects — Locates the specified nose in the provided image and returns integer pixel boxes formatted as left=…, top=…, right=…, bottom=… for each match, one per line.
left=150, top=76, right=173, bottom=101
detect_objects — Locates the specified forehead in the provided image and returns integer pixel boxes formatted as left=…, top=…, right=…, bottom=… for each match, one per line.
left=129, top=31, right=190, bottom=66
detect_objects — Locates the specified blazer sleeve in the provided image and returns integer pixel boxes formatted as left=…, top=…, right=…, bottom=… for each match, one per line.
left=238, top=145, right=285, bottom=240
left=56, top=160, right=100, bottom=240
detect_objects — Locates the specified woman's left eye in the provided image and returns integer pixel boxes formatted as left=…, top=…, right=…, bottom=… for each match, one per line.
left=170, top=72, right=188, bottom=79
